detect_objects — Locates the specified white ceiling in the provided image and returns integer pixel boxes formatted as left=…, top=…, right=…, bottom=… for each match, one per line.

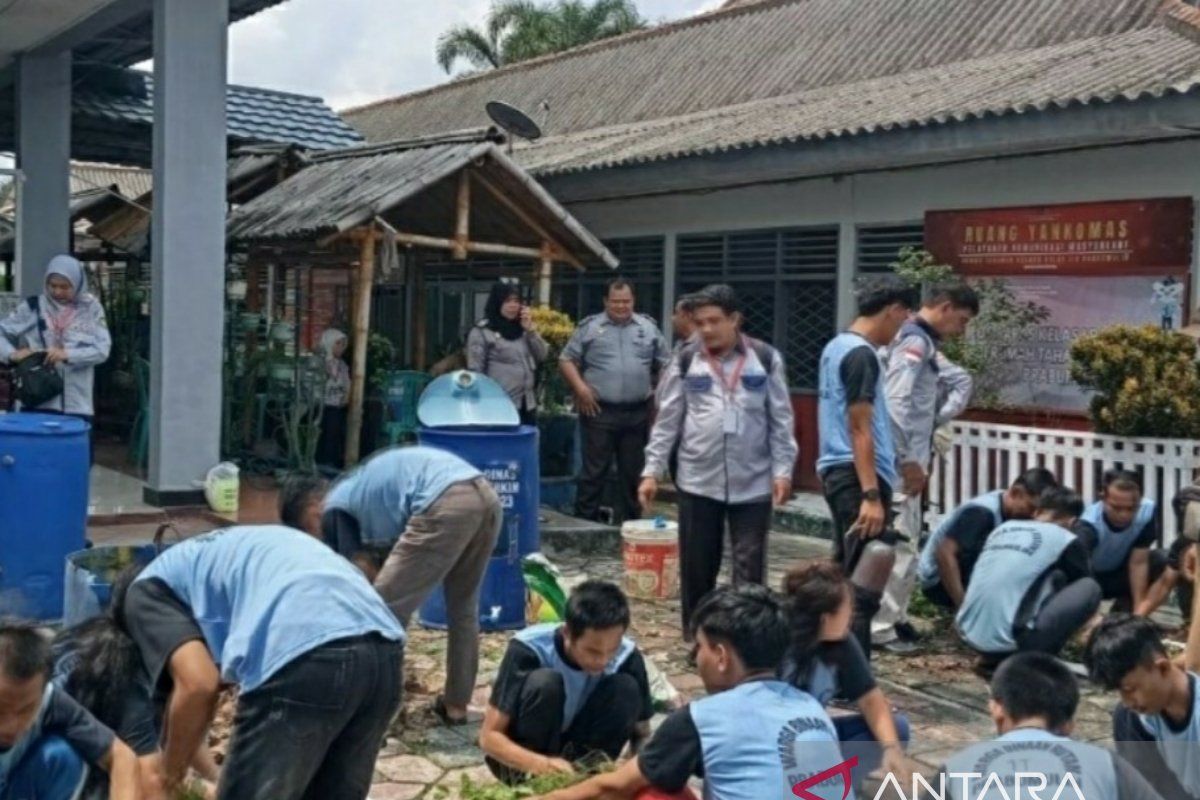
left=0, top=0, right=120, bottom=71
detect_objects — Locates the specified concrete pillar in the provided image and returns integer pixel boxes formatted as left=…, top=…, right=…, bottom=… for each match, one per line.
left=661, top=233, right=677, bottom=340
left=145, top=0, right=229, bottom=506
left=836, top=222, right=857, bottom=328
left=14, top=51, right=72, bottom=294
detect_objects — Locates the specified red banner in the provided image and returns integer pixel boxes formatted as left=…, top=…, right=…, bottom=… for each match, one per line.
left=925, top=198, right=1194, bottom=276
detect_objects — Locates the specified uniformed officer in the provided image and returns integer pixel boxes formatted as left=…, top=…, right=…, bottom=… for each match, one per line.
left=467, top=281, right=548, bottom=425
left=874, top=284, right=978, bottom=654
left=560, top=279, right=668, bottom=524
left=640, top=284, right=797, bottom=633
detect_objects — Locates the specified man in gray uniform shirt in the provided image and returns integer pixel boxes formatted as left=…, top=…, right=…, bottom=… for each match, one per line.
left=561, top=279, right=669, bottom=524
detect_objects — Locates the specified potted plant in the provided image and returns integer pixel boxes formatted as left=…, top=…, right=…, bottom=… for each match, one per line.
left=530, top=306, right=579, bottom=511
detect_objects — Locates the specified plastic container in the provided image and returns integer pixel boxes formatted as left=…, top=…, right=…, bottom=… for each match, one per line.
left=417, top=425, right=539, bottom=631
left=0, top=413, right=90, bottom=621
left=621, top=518, right=680, bottom=600
left=63, top=544, right=159, bottom=626
left=204, top=462, right=240, bottom=514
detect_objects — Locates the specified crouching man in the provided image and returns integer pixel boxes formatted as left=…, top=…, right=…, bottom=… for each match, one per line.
left=120, top=525, right=405, bottom=800
left=481, top=581, right=654, bottom=784
left=0, top=624, right=139, bottom=800
left=539, top=585, right=847, bottom=800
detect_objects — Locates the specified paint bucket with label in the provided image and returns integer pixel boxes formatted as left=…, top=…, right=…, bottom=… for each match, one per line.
left=621, top=517, right=679, bottom=600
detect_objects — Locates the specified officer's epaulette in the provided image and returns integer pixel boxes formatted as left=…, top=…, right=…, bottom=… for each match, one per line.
left=633, top=312, right=658, bottom=326
left=578, top=313, right=603, bottom=326
left=475, top=319, right=490, bottom=328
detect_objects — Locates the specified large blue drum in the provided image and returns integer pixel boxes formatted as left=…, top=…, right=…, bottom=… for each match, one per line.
left=0, top=413, right=90, bottom=621
left=417, top=425, right=539, bottom=631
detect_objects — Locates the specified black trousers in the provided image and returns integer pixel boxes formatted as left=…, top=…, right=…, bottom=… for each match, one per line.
left=677, top=491, right=772, bottom=635
left=575, top=402, right=649, bottom=524
left=1096, top=547, right=1188, bottom=611
left=219, top=635, right=404, bottom=800
left=316, top=405, right=347, bottom=469
left=1012, top=575, right=1101, bottom=657
left=821, top=465, right=894, bottom=657
left=486, top=668, right=642, bottom=785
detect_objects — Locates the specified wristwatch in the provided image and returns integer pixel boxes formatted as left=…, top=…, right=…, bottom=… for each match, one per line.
left=863, top=488, right=882, bottom=503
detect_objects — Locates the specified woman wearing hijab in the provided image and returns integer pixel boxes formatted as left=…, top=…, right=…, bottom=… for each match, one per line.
left=315, top=327, right=351, bottom=468
left=466, top=281, right=548, bottom=425
left=0, top=255, right=111, bottom=447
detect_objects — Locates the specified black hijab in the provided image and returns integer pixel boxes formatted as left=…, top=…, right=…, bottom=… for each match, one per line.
left=484, top=282, right=524, bottom=341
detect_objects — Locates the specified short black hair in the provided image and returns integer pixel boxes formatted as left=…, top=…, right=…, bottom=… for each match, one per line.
left=991, top=652, right=1079, bottom=731
left=1084, top=614, right=1167, bottom=690
left=1036, top=487, right=1083, bottom=519
left=1013, top=467, right=1058, bottom=497
left=279, top=474, right=327, bottom=530
left=692, top=284, right=740, bottom=316
left=925, top=283, right=981, bottom=315
left=855, top=276, right=918, bottom=317
left=674, top=294, right=700, bottom=313
left=1103, top=468, right=1143, bottom=497
left=564, top=580, right=631, bottom=638
left=606, top=278, right=634, bottom=298
left=0, top=623, right=51, bottom=682
left=691, top=584, right=789, bottom=671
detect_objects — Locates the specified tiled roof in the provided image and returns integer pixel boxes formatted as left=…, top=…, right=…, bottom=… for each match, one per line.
left=69, top=163, right=153, bottom=200
left=343, top=0, right=1200, bottom=176
left=72, top=71, right=362, bottom=151
left=515, top=24, right=1200, bottom=176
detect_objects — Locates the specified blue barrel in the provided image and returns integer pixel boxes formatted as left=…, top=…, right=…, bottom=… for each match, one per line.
left=417, top=425, right=539, bottom=631
left=0, top=413, right=90, bottom=621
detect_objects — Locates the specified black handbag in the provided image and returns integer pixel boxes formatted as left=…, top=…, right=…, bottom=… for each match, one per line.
left=12, top=297, right=64, bottom=408
left=13, top=352, right=64, bottom=408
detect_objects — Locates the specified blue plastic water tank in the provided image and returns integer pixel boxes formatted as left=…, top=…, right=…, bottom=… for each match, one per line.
left=417, top=425, right=539, bottom=631
left=0, top=413, right=90, bottom=621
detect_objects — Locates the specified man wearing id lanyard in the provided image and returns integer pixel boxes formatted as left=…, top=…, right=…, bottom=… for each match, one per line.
left=640, top=285, right=797, bottom=635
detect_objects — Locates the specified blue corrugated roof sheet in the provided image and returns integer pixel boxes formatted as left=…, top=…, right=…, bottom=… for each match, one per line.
left=73, top=71, right=362, bottom=151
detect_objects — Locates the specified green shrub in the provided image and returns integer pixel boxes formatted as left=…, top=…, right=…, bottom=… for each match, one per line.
left=1070, top=324, right=1200, bottom=438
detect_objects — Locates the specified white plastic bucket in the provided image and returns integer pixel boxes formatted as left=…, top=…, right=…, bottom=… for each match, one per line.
left=621, top=519, right=680, bottom=600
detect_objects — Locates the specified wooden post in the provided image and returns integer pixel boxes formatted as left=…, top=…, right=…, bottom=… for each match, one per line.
left=344, top=230, right=376, bottom=466
left=537, top=246, right=553, bottom=305
left=413, top=251, right=428, bottom=371
left=453, top=171, right=470, bottom=261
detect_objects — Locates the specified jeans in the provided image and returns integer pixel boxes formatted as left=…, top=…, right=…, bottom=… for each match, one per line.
left=2, top=735, right=88, bottom=800
left=218, top=634, right=404, bottom=800
left=676, top=490, right=772, bottom=635
left=486, top=668, right=643, bottom=785
left=834, top=713, right=912, bottom=790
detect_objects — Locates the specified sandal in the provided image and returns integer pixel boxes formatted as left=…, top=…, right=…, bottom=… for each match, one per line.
left=433, top=694, right=468, bottom=727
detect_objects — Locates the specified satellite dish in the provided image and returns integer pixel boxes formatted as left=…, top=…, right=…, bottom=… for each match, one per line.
left=486, top=101, right=543, bottom=142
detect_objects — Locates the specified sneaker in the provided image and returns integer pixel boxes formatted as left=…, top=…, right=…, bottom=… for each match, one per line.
left=893, top=621, right=922, bottom=643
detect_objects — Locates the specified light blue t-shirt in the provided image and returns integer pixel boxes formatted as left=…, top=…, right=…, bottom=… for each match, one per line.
left=817, top=332, right=898, bottom=489
left=323, top=445, right=481, bottom=545
left=137, top=525, right=405, bottom=692
left=1080, top=499, right=1157, bottom=574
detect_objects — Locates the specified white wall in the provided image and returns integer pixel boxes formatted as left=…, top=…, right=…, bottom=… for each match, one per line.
left=560, top=138, right=1200, bottom=324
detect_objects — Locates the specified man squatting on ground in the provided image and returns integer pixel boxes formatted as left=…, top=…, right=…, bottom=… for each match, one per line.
left=479, top=581, right=655, bottom=785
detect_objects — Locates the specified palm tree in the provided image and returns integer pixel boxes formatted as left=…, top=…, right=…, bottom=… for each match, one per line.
left=436, top=0, right=647, bottom=75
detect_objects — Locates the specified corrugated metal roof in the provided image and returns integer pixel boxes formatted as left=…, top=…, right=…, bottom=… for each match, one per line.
left=514, top=24, right=1200, bottom=175
left=343, top=0, right=1170, bottom=143
left=226, top=136, right=617, bottom=268
left=72, top=71, right=362, bottom=151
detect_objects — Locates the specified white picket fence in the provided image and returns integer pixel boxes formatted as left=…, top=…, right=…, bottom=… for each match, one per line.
left=928, top=421, right=1200, bottom=546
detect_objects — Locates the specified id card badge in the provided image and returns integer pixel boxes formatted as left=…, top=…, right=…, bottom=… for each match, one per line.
left=723, top=408, right=740, bottom=435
